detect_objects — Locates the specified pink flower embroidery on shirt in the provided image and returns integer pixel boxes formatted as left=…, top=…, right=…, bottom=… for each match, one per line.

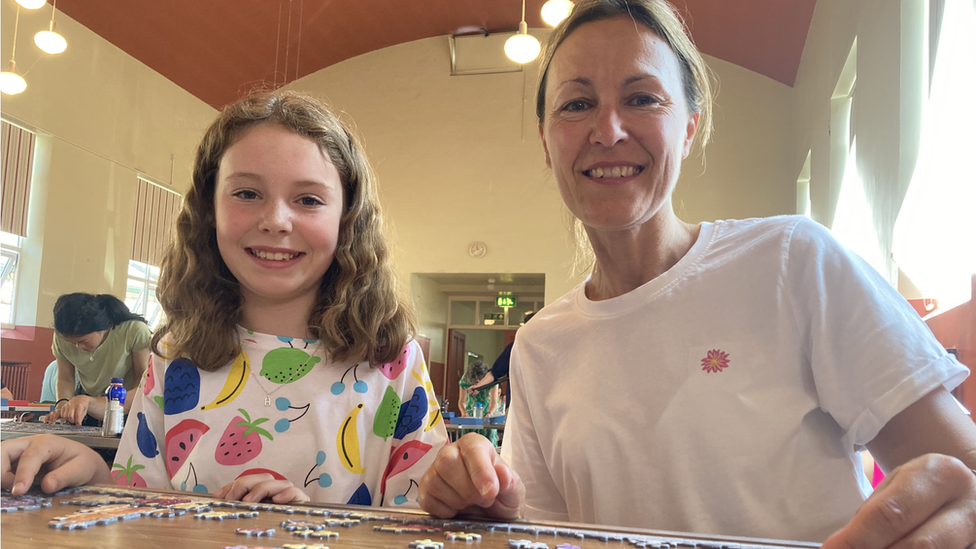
left=701, top=349, right=731, bottom=373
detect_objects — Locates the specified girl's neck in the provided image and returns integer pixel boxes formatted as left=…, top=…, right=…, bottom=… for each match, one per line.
left=238, top=294, right=316, bottom=339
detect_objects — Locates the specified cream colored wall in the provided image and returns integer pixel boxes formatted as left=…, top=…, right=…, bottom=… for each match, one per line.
left=290, top=36, right=580, bottom=305
left=675, top=55, right=795, bottom=222
left=1, top=3, right=215, bottom=327
left=410, top=274, right=449, bottom=363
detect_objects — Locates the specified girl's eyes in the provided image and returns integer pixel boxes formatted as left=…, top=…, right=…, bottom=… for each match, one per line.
left=231, top=190, right=325, bottom=207
left=298, top=196, right=325, bottom=207
left=233, top=189, right=259, bottom=200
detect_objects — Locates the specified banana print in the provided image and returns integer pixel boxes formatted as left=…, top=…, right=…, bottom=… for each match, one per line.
left=200, top=351, right=250, bottom=411
left=413, top=361, right=443, bottom=432
left=337, top=403, right=366, bottom=474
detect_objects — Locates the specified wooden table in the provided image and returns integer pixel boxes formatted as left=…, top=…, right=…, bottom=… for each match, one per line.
left=0, top=485, right=818, bottom=549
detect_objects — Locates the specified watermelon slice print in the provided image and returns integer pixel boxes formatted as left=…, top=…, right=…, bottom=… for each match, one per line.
left=165, top=418, right=210, bottom=479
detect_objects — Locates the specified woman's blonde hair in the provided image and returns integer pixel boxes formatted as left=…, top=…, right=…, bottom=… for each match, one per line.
left=152, top=90, right=414, bottom=371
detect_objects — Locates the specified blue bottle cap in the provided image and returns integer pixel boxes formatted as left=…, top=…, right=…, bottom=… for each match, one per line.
left=111, top=377, right=124, bottom=383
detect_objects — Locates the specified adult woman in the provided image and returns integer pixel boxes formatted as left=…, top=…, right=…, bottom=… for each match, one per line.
left=458, top=360, right=499, bottom=446
left=46, top=293, right=151, bottom=425
left=419, top=0, right=976, bottom=545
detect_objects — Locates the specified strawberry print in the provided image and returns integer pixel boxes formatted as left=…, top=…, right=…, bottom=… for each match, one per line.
left=701, top=349, right=731, bottom=373
left=112, top=455, right=148, bottom=487
left=215, top=408, right=274, bottom=465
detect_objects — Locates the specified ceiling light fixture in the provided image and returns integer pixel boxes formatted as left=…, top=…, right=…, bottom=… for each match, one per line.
left=34, top=0, right=67, bottom=55
left=504, top=0, right=541, bottom=64
left=1, top=6, right=28, bottom=95
left=541, top=0, right=574, bottom=27
left=15, top=0, right=45, bottom=9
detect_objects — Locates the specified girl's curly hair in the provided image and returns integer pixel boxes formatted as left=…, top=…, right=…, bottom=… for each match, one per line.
left=152, top=90, right=414, bottom=371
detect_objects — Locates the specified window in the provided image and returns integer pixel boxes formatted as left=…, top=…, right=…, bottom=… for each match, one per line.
left=125, top=259, right=163, bottom=329
left=893, top=0, right=976, bottom=310
left=0, top=232, right=22, bottom=326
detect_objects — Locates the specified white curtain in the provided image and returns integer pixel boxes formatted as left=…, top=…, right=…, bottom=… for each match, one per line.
left=893, top=0, right=976, bottom=310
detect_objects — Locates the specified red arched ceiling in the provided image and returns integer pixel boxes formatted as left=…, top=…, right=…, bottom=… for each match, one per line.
left=54, top=0, right=817, bottom=109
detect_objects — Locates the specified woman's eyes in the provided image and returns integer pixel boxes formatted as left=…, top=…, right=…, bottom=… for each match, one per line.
left=561, top=99, right=591, bottom=112
left=558, top=94, right=660, bottom=113
left=629, top=94, right=659, bottom=107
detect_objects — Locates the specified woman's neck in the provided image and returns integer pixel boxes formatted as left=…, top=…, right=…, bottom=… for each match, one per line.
left=238, top=295, right=316, bottom=339
left=584, top=212, right=700, bottom=301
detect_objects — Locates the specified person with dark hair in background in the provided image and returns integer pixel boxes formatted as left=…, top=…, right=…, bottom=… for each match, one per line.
left=467, top=311, right=536, bottom=409
left=459, top=360, right=499, bottom=446
left=45, top=293, right=150, bottom=425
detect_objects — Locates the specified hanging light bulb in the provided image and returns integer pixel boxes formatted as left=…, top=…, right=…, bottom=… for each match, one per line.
left=0, top=62, right=28, bottom=95
left=35, top=0, right=67, bottom=54
left=15, top=0, right=45, bottom=9
left=505, top=0, right=541, bottom=64
left=1, top=7, right=28, bottom=95
left=541, top=0, right=574, bottom=27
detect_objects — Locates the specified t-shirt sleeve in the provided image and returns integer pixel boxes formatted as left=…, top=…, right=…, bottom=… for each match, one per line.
left=786, top=217, right=968, bottom=449
left=380, top=340, right=449, bottom=508
left=126, top=321, right=152, bottom=352
left=113, top=352, right=172, bottom=489
left=502, top=340, right=570, bottom=522
left=51, top=333, right=68, bottom=362
left=490, top=343, right=514, bottom=379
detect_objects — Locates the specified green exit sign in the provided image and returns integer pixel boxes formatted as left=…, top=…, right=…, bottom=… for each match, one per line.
left=496, top=295, right=517, bottom=308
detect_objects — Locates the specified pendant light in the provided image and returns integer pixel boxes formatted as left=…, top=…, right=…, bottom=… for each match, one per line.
left=34, top=0, right=67, bottom=54
left=541, top=0, right=574, bottom=27
left=504, top=0, right=541, bottom=64
left=1, top=6, right=28, bottom=95
left=15, top=0, right=45, bottom=9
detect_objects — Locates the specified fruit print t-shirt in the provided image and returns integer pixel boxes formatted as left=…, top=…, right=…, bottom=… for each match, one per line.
left=114, top=327, right=448, bottom=508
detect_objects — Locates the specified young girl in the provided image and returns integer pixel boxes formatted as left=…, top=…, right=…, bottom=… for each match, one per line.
left=2, top=91, right=448, bottom=508
left=46, top=293, right=151, bottom=426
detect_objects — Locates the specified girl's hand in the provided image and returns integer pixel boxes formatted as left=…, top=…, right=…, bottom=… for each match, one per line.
left=822, top=454, right=976, bottom=549
left=1, top=434, right=112, bottom=495
left=419, top=432, right=524, bottom=519
left=44, top=396, right=92, bottom=425
left=212, top=473, right=310, bottom=504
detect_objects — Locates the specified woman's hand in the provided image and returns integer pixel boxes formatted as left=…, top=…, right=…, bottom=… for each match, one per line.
left=212, top=473, right=310, bottom=504
left=467, top=372, right=496, bottom=396
left=44, top=395, right=93, bottom=425
left=1, top=434, right=112, bottom=495
left=822, top=453, right=976, bottom=549
left=419, top=432, right=524, bottom=519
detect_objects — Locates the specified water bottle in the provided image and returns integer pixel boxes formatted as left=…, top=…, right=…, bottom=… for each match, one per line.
left=102, top=378, right=126, bottom=437
left=473, top=402, right=484, bottom=419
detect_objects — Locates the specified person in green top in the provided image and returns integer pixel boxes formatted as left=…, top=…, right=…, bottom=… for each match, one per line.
left=457, top=360, right=499, bottom=447
left=45, top=293, right=151, bottom=426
